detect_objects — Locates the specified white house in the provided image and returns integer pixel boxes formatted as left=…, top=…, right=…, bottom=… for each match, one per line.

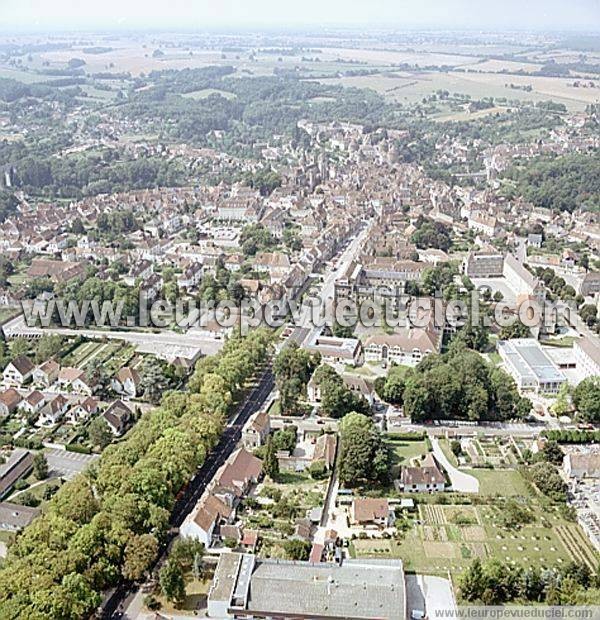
left=111, top=367, right=141, bottom=398
left=3, top=356, right=34, bottom=387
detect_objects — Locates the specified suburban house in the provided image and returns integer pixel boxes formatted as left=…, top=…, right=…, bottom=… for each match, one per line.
left=0, top=449, right=34, bottom=500
left=37, top=395, right=69, bottom=426
left=350, top=497, right=394, bottom=527
left=564, top=452, right=600, bottom=480
left=57, top=367, right=85, bottom=391
left=3, top=356, right=34, bottom=387
left=111, top=367, right=142, bottom=398
left=398, top=453, right=446, bottom=493
left=102, top=400, right=134, bottom=436
left=241, top=409, right=271, bottom=449
left=20, top=390, right=46, bottom=416
left=0, top=388, right=22, bottom=418
left=179, top=491, right=235, bottom=546
left=66, top=397, right=99, bottom=424
left=32, top=359, right=60, bottom=387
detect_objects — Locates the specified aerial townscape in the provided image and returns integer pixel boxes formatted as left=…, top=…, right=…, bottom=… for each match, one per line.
left=0, top=1, right=599, bottom=619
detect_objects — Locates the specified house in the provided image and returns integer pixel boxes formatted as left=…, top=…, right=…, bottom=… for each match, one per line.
left=312, top=433, right=337, bottom=470
left=20, top=390, right=45, bottom=416
left=0, top=501, right=40, bottom=533
left=0, top=388, right=22, bottom=417
left=242, top=409, right=271, bottom=449
left=564, top=452, right=600, bottom=480
left=3, top=355, right=34, bottom=387
left=66, top=397, right=99, bottom=424
left=580, top=272, right=600, bottom=296
left=0, top=449, right=34, bottom=500
left=305, top=332, right=364, bottom=368
left=350, top=497, right=394, bottom=527
left=179, top=492, right=235, bottom=546
left=102, top=400, right=133, bottom=436
left=180, top=448, right=263, bottom=547
left=57, top=367, right=84, bottom=391
left=72, top=374, right=97, bottom=396
left=32, top=359, right=59, bottom=387
left=111, top=367, right=141, bottom=398
left=398, top=454, right=446, bottom=493
left=37, top=394, right=69, bottom=426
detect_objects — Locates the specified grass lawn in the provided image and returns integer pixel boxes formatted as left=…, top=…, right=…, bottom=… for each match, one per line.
left=0, top=308, right=19, bottom=325
left=471, top=469, right=532, bottom=497
left=388, top=439, right=430, bottom=476
left=351, top=501, right=599, bottom=575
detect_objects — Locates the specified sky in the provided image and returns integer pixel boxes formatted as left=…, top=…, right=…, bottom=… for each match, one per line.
left=0, top=0, right=599, bottom=32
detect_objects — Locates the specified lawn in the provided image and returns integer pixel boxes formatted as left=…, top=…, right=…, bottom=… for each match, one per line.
left=351, top=501, right=599, bottom=576
left=471, top=469, right=532, bottom=497
left=0, top=308, right=18, bottom=325
left=388, top=439, right=430, bottom=476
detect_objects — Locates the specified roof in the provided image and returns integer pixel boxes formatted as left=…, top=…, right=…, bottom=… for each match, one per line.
left=115, top=367, right=141, bottom=386
left=498, top=338, right=566, bottom=385
left=0, top=501, right=40, bottom=530
left=400, top=455, right=446, bottom=486
left=25, top=390, right=44, bottom=406
left=0, top=388, right=22, bottom=411
left=58, top=367, right=84, bottom=382
left=215, top=448, right=262, bottom=493
left=37, top=359, right=59, bottom=375
left=313, top=434, right=337, bottom=469
left=364, top=328, right=440, bottom=354
left=211, top=552, right=405, bottom=620
left=0, top=449, right=34, bottom=497
left=352, top=497, right=389, bottom=522
left=7, top=355, right=34, bottom=376
left=575, top=337, right=600, bottom=367
left=566, top=452, right=600, bottom=476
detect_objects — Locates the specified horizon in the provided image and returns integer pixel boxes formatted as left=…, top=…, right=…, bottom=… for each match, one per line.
left=1, top=0, right=600, bottom=33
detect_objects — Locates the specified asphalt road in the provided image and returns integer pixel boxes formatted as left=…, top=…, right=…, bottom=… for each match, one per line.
left=100, top=327, right=304, bottom=619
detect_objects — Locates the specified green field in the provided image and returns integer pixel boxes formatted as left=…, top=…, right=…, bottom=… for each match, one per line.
left=351, top=499, right=599, bottom=575
left=388, top=439, right=430, bottom=477
left=471, top=468, right=532, bottom=496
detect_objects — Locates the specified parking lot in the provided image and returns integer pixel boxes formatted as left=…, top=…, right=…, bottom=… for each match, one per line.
left=45, top=448, right=98, bottom=480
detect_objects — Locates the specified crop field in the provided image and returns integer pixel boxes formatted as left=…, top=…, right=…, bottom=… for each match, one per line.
left=317, top=70, right=599, bottom=110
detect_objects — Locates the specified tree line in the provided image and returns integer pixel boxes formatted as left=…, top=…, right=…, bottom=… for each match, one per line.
left=0, top=330, right=272, bottom=619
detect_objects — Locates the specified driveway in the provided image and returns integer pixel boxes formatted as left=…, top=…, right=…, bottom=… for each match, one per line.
left=431, top=437, right=479, bottom=493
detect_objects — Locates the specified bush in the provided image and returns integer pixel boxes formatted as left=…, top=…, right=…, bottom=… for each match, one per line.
left=308, top=460, right=328, bottom=480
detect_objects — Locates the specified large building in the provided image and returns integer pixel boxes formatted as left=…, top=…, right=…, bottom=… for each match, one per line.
left=498, top=338, right=566, bottom=394
left=574, top=337, right=600, bottom=380
left=207, top=552, right=406, bottom=620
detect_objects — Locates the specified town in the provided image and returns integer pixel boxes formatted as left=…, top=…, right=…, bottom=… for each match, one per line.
left=0, top=12, right=599, bottom=620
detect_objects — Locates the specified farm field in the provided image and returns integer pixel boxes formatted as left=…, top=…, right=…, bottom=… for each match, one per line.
left=316, top=70, right=598, bottom=110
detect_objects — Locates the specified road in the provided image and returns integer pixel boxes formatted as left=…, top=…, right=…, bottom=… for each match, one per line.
left=430, top=437, right=479, bottom=493
left=101, top=327, right=306, bottom=619
left=2, top=315, right=224, bottom=361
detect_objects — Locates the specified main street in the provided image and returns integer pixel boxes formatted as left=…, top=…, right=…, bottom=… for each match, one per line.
left=103, top=222, right=368, bottom=618
left=102, top=326, right=307, bottom=619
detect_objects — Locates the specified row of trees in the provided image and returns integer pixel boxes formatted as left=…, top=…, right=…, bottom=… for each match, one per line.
left=0, top=329, right=272, bottom=619
left=461, top=558, right=600, bottom=605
